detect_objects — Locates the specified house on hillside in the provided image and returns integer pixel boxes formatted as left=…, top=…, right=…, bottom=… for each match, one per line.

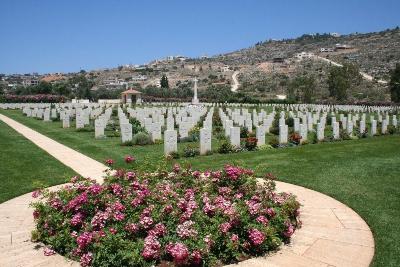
left=295, top=52, right=315, bottom=60
left=320, top=48, right=334, bottom=53
left=335, top=43, right=353, bottom=50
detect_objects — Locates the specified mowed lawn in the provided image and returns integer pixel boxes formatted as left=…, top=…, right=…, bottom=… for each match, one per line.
left=1, top=109, right=400, bottom=266
left=0, top=120, right=76, bottom=203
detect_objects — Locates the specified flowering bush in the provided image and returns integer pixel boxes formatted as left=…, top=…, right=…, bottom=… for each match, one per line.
left=31, top=160, right=300, bottom=267
left=3, top=94, right=65, bottom=103
left=244, top=137, right=258, bottom=151
left=289, top=133, right=302, bottom=145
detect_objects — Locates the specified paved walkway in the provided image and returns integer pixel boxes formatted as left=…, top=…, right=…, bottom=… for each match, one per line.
left=0, top=114, right=374, bottom=267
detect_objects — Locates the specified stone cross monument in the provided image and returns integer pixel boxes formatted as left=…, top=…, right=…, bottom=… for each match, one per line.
left=192, top=78, right=199, bottom=105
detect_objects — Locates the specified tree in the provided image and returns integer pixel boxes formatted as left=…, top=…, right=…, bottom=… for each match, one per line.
left=160, top=74, right=169, bottom=88
left=70, top=74, right=94, bottom=99
left=288, top=75, right=316, bottom=103
left=327, top=63, right=362, bottom=102
left=390, top=64, right=400, bottom=103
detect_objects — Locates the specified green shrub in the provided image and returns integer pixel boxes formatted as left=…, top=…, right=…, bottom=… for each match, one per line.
left=168, top=151, right=180, bottom=159
left=240, top=128, right=249, bottom=138
left=121, top=140, right=134, bottom=146
left=268, top=136, right=279, bottom=148
left=244, top=137, right=258, bottom=151
left=183, top=145, right=200, bottom=157
left=129, top=118, right=147, bottom=134
left=217, top=140, right=233, bottom=154
left=388, top=125, right=396, bottom=135
left=132, top=132, right=153, bottom=145
left=76, top=126, right=94, bottom=132
left=339, top=129, right=351, bottom=140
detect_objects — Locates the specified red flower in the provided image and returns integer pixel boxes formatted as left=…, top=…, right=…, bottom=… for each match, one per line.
left=124, top=155, right=135, bottom=163
left=105, top=159, right=114, bottom=166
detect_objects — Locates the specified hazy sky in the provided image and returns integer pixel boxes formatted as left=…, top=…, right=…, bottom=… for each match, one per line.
left=1, top=0, right=399, bottom=74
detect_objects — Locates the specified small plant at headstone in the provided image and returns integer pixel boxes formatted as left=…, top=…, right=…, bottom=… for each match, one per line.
left=183, top=145, right=200, bottom=157
left=289, top=132, right=302, bottom=145
left=217, top=140, right=234, bottom=154
left=240, top=127, right=249, bottom=138
left=244, top=137, right=258, bottom=151
left=268, top=136, right=279, bottom=148
left=132, top=132, right=153, bottom=145
left=388, top=125, right=396, bottom=135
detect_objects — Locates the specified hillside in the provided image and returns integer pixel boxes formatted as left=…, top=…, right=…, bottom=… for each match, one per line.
left=3, top=27, right=399, bottom=103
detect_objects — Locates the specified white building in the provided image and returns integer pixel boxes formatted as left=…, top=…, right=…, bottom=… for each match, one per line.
left=295, top=52, right=315, bottom=60
left=320, top=48, right=334, bottom=53
left=222, top=65, right=231, bottom=72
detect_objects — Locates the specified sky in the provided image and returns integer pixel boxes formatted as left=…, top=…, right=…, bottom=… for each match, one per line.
left=0, top=0, right=399, bottom=74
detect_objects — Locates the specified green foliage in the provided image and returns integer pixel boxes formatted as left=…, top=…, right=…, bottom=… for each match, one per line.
left=327, top=63, right=362, bottom=102
left=217, top=140, right=234, bottom=154
left=132, top=132, right=153, bottom=145
left=183, top=145, right=200, bottom=157
left=268, top=136, right=279, bottom=148
left=287, top=75, right=316, bottom=103
left=389, top=64, right=400, bottom=103
left=129, top=117, right=146, bottom=134
left=160, top=74, right=169, bottom=89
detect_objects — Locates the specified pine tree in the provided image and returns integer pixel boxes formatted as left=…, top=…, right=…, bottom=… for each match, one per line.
left=160, top=75, right=169, bottom=89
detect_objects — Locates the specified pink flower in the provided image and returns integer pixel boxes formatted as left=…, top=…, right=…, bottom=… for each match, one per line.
left=173, top=163, right=181, bottom=173
left=33, top=210, right=40, bottom=219
left=105, top=159, right=114, bottom=166
left=91, top=210, right=109, bottom=229
left=219, top=222, right=232, bottom=234
left=80, top=252, right=93, bottom=267
left=256, top=215, right=269, bottom=226
left=163, top=204, right=173, bottom=214
left=192, top=170, right=201, bottom=178
left=70, top=212, right=84, bottom=226
left=248, top=228, right=265, bottom=246
left=148, top=223, right=167, bottom=237
left=266, top=207, right=276, bottom=218
left=166, top=242, right=189, bottom=264
left=113, top=211, right=125, bottom=221
left=125, top=223, right=139, bottom=234
left=231, top=234, right=239, bottom=243
left=76, top=232, right=93, bottom=249
left=110, top=184, right=123, bottom=196
left=177, top=220, right=197, bottom=239
left=88, top=184, right=103, bottom=195
left=204, top=234, right=214, bottom=248
left=142, top=235, right=161, bottom=260
left=32, top=190, right=41, bottom=198
left=43, top=247, right=56, bottom=256
left=126, top=171, right=136, bottom=180
left=284, top=221, right=295, bottom=237
left=109, top=228, right=117, bottom=234
left=124, top=155, right=135, bottom=163
left=49, top=197, right=62, bottom=210
left=139, top=216, right=153, bottom=229
left=191, top=250, right=202, bottom=265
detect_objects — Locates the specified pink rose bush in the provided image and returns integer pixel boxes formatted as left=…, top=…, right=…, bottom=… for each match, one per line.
left=31, top=160, right=300, bottom=267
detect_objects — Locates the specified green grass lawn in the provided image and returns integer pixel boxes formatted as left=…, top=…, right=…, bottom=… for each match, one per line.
left=1, top=109, right=400, bottom=266
left=0, top=120, right=76, bottom=203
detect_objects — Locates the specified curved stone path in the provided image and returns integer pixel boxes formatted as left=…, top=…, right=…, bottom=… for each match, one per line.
left=0, top=114, right=374, bottom=267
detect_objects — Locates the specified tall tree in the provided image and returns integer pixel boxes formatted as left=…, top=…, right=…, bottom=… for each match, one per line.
left=389, top=64, right=400, bottom=103
left=288, top=75, right=316, bottom=103
left=160, top=74, right=169, bottom=88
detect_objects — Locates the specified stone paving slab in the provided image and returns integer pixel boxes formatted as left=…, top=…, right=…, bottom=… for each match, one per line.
left=0, top=114, right=375, bottom=267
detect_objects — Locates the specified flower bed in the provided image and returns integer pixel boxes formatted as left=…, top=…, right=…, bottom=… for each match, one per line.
left=31, top=161, right=301, bottom=267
